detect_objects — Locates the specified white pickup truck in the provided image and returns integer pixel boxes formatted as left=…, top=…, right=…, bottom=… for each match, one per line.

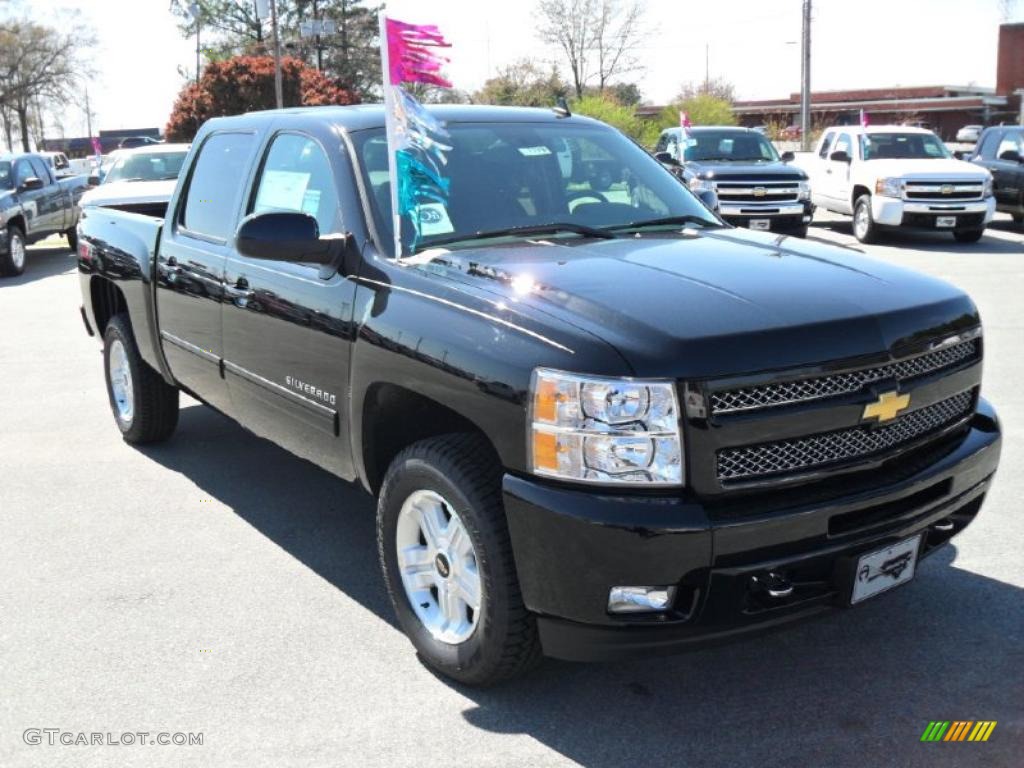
left=808, top=126, right=995, bottom=243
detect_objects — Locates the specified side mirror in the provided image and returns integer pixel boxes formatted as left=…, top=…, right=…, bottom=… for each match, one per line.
left=998, top=149, right=1022, bottom=163
left=20, top=176, right=44, bottom=191
left=829, top=150, right=851, bottom=163
left=780, top=151, right=795, bottom=162
left=654, top=151, right=679, bottom=166
left=236, top=211, right=335, bottom=263
left=696, top=188, right=719, bottom=212
left=87, top=173, right=100, bottom=187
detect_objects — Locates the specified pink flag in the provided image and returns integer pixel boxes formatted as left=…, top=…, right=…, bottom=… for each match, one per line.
left=385, top=18, right=452, bottom=87
left=91, top=137, right=102, bottom=155
left=679, top=111, right=691, bottom=130
left=859, top=109, right=869, bottom=127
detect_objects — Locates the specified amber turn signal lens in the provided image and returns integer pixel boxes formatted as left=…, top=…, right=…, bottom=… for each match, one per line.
left=532, top=430, right=559, bottom=470
left=533, top=377, right=561, bottom=423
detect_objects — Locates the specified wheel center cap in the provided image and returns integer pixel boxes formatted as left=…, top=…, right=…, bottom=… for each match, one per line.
left=434, top=552, right=451, bottom=579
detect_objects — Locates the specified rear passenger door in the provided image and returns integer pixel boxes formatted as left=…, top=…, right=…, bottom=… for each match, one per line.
left=221, top=130, right=360, bottom=480
left=825, top=132, right=854, bottom=212
left=812, top=131, right=835, bottom=208
left=156, top=131, right=258, bottom=414
left=28, top=157, right=64, bottom=233
left=991, top=130, right=1024, bottom=208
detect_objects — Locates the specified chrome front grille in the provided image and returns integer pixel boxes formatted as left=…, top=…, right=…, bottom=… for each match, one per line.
left=715, top=181, right=800, bottom=203
left=716, top=389, right=975, bottom=483
left=903, top=181, right=984, bottom=202
left=709, top=338, right=979, bottom=415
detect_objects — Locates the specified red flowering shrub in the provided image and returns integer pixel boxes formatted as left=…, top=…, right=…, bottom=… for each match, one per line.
left=166, top=56, right=356, bottom=141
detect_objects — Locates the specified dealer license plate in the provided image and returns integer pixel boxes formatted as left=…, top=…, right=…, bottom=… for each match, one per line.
left=936, top=216, right=957, bottom=228
left=850, top=534, right=922, bottom=605
left=750, top=219, right=771, bottom=231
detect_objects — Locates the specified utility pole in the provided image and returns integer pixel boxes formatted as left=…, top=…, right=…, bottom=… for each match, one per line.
left=313, top=0, right=322, bottom=71
left=84, top=87, right=93, bottom=138
left=270, top=0, right=284, bottom=108
left=800, top=0, right=812, bottom=151
left=188, top=3, right=202, bottom=84
left=704, top=43, right=710, bottom=92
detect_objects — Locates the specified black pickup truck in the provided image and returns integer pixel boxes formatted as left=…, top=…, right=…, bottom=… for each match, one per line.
left=654, top=126, right=814, bottom=237
left=77, top=105, right=1000, bottom=685
left=0, top=152, right=86, bottom=275
left=969, top=125, right=1024, bottom=224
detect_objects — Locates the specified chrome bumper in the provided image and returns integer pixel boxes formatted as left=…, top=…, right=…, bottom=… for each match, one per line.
left=719, top=202, right=807, bottom=217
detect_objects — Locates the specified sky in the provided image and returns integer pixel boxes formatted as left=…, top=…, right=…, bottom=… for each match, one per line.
left=3, top=0, right=1017, bottom=139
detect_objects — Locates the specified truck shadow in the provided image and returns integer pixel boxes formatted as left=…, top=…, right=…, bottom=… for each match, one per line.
left=140, top=404, right=1022, bottom=768
left=0, top=244, right=76, bottom=287
left=809, top=219, right=1023, bottom=256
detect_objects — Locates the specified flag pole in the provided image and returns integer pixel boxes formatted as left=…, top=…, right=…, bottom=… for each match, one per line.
left=379, top=13, right=403, bottom=259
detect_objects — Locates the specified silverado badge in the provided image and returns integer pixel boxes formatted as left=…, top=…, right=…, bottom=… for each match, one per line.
left=863, top=391, right=911, bottom=423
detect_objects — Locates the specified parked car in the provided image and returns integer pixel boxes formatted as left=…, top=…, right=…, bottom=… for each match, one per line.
left=969, top=125, right=1024, bottom=225
left=76, top=105, right=1001, bottom=685
left=808, top=125, right=995, bottom=243
left=80, top=143, right=190, bottom=214
left=39, top=150, right=74, bottom=178
left=0, top=152, right=87, bottom=275
left=654, top=126, right=813, bottom=236
left=780, top=125, right=803, bottom=141
left=956, top=125, right=984, bottom=144
left=117, top=136, right=161, bottom=150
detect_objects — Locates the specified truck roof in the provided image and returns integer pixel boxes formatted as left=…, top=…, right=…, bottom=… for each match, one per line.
left=207, top=103, right=605, bottom=133
left=0, top=152, right=44, bottom=162
left=821, top=125, right=936, bottom=136
left=661, top=126, right=761, bottom=134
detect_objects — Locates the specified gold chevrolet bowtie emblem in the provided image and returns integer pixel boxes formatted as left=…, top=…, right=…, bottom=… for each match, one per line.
left=863, top=391, right=911, bottom=423
left=753, top=186, right=767, bottom=197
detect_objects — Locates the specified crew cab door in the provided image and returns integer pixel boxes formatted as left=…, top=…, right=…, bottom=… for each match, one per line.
left=991, top=129, right=1024, bottom=209
left=28, top=157, right=65, bottom=233
left=221, top=129, right=359, bottom=480
left=12, top=159, right=46, bottom=237
left=811, top=131, right=835, bottom=208
left=155, top=130, right=258, bottom=414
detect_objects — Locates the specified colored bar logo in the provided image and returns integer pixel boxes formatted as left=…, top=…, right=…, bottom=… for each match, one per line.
left=921, top=721, right=997, bottom=742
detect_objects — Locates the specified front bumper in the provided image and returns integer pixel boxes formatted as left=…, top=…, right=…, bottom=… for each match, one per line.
left=504, top=399, right=1000, bottom=661
left=719, top=201, right=813, bottom=231
left=872, top=195, right=996, bottom=228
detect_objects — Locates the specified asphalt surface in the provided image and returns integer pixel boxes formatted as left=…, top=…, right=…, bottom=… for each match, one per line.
left=1, top=212, right=1022, bottom=768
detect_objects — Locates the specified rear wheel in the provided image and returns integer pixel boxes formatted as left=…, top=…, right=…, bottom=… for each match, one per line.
left=852, top=195, right=878, bottom=243
left=784, top=224, right=809, bottom=239
left=377, top=434, right=541, bottom=686
left=0, top=224, right=26, bottom=276
left=953, top=228, right=985, bottom=243
left=103, top=314, right=179, bottom=444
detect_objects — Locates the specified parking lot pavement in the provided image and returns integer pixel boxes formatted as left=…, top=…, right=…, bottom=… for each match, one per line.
left=1, top=221, right=1022, bottom=768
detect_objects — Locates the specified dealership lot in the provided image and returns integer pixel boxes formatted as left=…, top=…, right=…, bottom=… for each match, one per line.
left=1, top=212, right=1021, bottom=768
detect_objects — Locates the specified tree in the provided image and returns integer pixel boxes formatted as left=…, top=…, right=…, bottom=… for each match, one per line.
left=652, top=93, right=736, bottom=138
left=571, top=94, right=652, bottom=142
left=0, top=20, right=93, bottom=150
left=165, top=55, right=354, bottom=141
left=674, top=77, right=736, bottom=104
left=537, top=0, right=646, bottom=99
left=473, top=60, right=568, bottom=107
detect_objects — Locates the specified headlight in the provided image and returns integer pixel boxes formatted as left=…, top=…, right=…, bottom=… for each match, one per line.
left=688, top=177, right=715, bottom=194
left=875, top=177, right=903, bottom=198
left=797, top=180, right=811, bottom=200
left=983, top=176, right=993, bottom=198
left=529, top=368, right=683, bottom=486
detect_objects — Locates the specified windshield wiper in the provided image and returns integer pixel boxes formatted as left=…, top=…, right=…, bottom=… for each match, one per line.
left=605, top=215, right=721, bottom=233
left=413, top=222, right=617, bottom=253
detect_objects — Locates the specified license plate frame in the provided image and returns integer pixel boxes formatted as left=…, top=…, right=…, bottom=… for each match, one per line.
left=935, top=216, right=957, bottom=228
left=749, top=219, right=771, bottom=231
left=849, top=534, right=922, bottom=605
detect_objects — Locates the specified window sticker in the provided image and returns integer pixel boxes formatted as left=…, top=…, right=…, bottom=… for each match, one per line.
left=254, top=169, right=311, bottom=212
left=414, top=202, right=454, bottom=236
left=518, top=145, right=552, bottom=157
left=301, top=189, right=322, bottom=218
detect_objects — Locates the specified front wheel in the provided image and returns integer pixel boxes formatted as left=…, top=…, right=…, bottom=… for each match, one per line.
left=852, top=195, right=878, bottom=243
left=66, top=227, right=78, bottom=252
left=103, top=314, right=179, bottom=443
left=377, top=434, right=541, bottom=686
left=0, top=224, right=26, bottom=276
left=953, top=228, right=985, bottom=243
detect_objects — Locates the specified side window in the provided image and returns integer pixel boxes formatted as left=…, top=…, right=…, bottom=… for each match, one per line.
left=29, top=157, right=51, bottom=184
left=818, top=131, right=835, bottom=158
left=833, top=133, right=853, bottom=158
left=14, top=160, right=33, bottom=187
left=996, top=132, right=1023, bottom=161
left=654, top=132, right=669, bottom=153
left=250, top=133, right=339, bottom=237
left=181, top=132, right=256, bottom=240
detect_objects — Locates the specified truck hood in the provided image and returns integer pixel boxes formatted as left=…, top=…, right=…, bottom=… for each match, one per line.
left=80, top=179, right=177, bottom=208
left=862, top=157, right=991, bottom=181
left=415, top=228, right=977, bottom=378
left=687, top=160, right=806, bottom=181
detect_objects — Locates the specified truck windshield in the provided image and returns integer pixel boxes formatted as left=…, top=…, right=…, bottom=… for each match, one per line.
left=859, top=132, right=951, bottom=160
left=352, top=121, right=720, bottom=257
left=0, top=161, right=12, bottom=190
left=104, top=151, right=188, bottom=183
left=683, top=130, right=780, bottom=162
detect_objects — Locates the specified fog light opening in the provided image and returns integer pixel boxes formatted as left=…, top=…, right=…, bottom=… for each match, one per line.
left=608, top=585, right=677, bottom=614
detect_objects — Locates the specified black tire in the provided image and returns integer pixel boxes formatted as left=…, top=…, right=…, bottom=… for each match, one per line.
left=103, top=314, right=179, bottom=444
left=66, top=227, right=78, bottom=252
left=1012, top=213, right=1023, bottom=225
left=0, top=224, right=26, bottom=276
left=852, top=194, right=878, bottom=244
left=377, top=434, right=541, bottom=686
left=953, top=228, right=985, bottom=244
left=784, top=224, right=809, bottom=239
